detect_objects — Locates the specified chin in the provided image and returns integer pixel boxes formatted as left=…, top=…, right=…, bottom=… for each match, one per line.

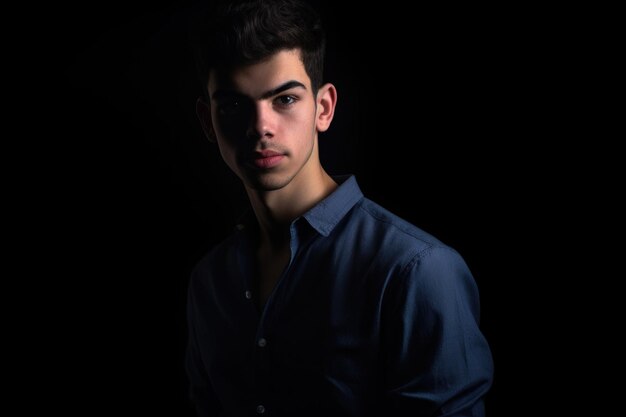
left=244, top=171, right=294, bottom=191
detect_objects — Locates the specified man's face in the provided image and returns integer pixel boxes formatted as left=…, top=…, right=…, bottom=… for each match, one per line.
left=207, top=49, right=319, bottom=191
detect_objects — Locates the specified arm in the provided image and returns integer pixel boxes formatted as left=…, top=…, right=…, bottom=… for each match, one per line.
left=381, top=246, right=494, bottom=416
left=185, top=278, right=221, bottom=416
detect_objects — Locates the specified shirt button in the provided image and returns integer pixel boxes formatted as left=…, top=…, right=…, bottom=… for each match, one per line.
left=257, top=338, right=267, bottom=348
left=245, top=290, right=252, bottom=299
left=256, top=404, right=266, bottom=414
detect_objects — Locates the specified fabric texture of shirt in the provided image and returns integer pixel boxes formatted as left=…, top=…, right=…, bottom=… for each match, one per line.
left=186, top=175, right=493, bottom=416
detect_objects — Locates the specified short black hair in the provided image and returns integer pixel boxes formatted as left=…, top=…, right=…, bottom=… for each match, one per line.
left=191, top=0, right=326, bottom=98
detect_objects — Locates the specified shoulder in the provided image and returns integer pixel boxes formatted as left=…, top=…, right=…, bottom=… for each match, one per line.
left=350, top=198, right=475, bottom=293
left=188, top=230, right=242, bottom=290
left=382, top=232, right=479, bottom=315
left=351, top=197, right=448, bottom=256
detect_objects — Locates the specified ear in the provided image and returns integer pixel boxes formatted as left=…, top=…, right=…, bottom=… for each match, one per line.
left=315, top=83, right=337, bottom=133
left=196, top=97, right=216, bottom=143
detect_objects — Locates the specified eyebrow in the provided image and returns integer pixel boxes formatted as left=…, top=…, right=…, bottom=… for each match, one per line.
left=212, top=80, right=307, bottom=101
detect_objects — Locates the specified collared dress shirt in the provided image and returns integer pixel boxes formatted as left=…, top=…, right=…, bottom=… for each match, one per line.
left=186, top=175, right=493, bottom=416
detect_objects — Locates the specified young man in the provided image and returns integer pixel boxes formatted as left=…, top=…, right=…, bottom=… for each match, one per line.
left=186, top=1, right=493, bottom=415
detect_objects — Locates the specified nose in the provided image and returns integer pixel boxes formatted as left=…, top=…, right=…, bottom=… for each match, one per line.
left=246, top=101, right=274, bottom=141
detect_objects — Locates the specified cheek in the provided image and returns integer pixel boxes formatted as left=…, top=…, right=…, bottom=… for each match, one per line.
left=286, top=105, right=317, bottom=136
left=212, top=113, right=243, bottom=142
left=215, top=139, right=238, bottom=170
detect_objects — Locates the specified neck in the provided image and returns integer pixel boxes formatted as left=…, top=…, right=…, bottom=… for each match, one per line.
left=246, top=164, right=337, bottom=250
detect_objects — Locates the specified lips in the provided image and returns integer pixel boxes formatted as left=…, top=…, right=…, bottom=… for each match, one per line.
left=255, top=150, right=283, bottom=158
left=250, top=150, right=285, bottom=169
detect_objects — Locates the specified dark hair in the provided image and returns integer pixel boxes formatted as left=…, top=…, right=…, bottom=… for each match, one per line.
left=191, top=0, right=326, bottom=98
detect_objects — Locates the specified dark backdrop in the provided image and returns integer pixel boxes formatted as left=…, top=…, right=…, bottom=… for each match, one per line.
left=48, top=1, right=548, bottom=414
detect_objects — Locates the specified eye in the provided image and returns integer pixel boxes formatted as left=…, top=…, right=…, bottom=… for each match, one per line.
left=274, top=95, right=298, bottom=107
left=218, top=99, right=241, bottom=116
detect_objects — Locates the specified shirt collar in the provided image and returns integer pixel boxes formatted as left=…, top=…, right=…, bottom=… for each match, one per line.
left=301, top=175, right=364, bottom=237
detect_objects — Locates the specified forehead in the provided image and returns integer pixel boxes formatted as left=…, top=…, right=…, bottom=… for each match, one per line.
left=208, top=49, right=311, bottom=97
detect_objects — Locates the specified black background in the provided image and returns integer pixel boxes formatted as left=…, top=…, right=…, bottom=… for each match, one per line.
left=38, top=0, right=562, bottom=414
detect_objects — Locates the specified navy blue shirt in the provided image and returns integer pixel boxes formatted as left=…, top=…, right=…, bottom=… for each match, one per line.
left=186, top=176, right=493, bottom=416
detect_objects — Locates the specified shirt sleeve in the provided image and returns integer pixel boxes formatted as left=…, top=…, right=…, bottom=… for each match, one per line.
left=380, top=245, right=494, bottom=416
left=185, top=275, right=221, bottom=417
